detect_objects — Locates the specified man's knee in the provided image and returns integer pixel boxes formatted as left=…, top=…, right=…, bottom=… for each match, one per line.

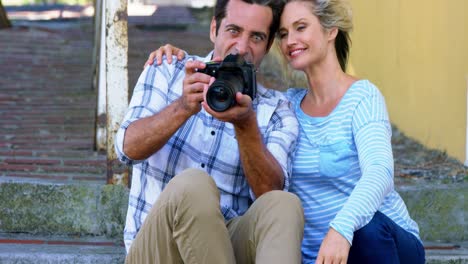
left=159, top=168, right=220, bottom=215
left=165, top=168, right=216, bottom=196
left=243, top=191, right=304, bottom=262
left=254, top=191, right=304, bottom=224
left=258, top=190, right=302, bottom=208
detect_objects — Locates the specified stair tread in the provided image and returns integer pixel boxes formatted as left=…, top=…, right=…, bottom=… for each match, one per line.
left=0, top=235, right=466, bottom=263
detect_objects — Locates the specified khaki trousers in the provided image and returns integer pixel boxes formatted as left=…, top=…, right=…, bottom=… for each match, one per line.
left=125, top=168, right=304, bottom=264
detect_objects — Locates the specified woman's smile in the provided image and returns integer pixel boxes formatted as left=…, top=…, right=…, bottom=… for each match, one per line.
left=289, top=47, right=307, bottom=58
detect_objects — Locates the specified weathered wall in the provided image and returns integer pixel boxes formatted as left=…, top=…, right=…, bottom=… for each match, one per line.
left=348, top=0, right=468, bottom=163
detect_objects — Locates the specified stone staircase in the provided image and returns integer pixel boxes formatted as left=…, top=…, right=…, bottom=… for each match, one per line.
left=0, top=17, right=127, bottom=263
left=0, top=8, right=466, bottom=264
left=0, top=18, right=105, bottom=185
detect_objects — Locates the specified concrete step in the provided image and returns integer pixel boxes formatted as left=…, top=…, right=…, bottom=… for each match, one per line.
left=0, top=234, right=125, bottom=264
left=397, top=182, right=467, bottom=243
left=0, top=235, right=465, bottom=264
left=0, top=181, right=465, bottom=243
left=0, top=182, right=128, bottom=237
left=425, top=242, right=468, bottom=264
left=0, top=155, right=107, bottom=184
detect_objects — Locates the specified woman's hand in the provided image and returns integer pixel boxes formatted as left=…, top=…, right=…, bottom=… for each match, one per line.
left=144, top=44, right=186, bottom=68
left=316, top=228, right=351, bottom=264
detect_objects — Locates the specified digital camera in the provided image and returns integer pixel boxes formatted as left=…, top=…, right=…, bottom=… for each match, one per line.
left=197, top=54, right=257, bottom=112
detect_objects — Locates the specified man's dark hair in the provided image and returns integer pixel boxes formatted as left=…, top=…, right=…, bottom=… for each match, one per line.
left=213, top=0, right=285, bottom=47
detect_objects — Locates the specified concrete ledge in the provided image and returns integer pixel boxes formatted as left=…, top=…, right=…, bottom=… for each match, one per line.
left=0, top=243, right=125, bottom=264
left=427, top=254, right=468, bottom=264
left=397, top=183, right=467, bottom=243
left=0, top=182, right=128, bottom=237
left=0, top=241, right=466, bottom=264
left=0, top=181, right=465, bottom=244
left=425, top=242, right=468, bottom=264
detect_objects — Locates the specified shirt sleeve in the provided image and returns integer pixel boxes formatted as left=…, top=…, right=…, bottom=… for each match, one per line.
left=248, top=97, right=298, bottom=201
left=329, top=90, right=394, bottom=245
left=114, top=59, right=175, bottom=166
left=266, top=98, right=299, bottom=192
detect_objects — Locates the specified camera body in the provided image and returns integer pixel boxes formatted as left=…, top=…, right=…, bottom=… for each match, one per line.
left=197, top=54, right=257, bottom=112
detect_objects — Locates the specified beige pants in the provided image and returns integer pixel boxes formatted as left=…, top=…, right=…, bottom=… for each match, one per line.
left=125, top=168, right=304, bottom=264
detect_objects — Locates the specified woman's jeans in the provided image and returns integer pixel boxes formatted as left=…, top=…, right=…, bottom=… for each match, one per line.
left=348, top=211, right=425, bottom=264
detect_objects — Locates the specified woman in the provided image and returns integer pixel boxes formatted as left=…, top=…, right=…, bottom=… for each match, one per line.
left=147, top=1, right=425, bottom=263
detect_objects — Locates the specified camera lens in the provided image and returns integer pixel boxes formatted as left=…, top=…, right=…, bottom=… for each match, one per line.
left=205, top=67, right=246, bottom=112
left=211, top=86, right=229, bottom=103
left=206, top=80, right=236, bottom=112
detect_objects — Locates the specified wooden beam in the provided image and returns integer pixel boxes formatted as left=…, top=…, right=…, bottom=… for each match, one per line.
left=0, top=0, right=12, bottom=29
left=100, top=0, right=129, bottom=186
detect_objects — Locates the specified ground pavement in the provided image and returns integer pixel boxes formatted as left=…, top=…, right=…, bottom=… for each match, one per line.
left=0, top=5, right=466, bottom=264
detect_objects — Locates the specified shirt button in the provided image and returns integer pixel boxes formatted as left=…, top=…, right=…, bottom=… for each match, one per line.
left=211, top=131, right=215, bottom=136
left=201, top=163, right=205, bottom=168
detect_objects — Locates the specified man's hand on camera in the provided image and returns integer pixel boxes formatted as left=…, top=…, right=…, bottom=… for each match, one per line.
left=202, top=91, right=255, bottom=127
left=178, top=60, right=210, bottom=116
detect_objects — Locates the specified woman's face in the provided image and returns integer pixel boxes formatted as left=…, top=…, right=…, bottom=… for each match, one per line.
left=278, top=1, right=331, bottom=71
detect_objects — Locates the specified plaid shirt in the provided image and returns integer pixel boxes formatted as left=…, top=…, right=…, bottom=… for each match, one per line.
left=115, top=52, right=298, bottom=252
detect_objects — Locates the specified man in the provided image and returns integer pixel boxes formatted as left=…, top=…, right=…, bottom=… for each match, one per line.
left=115, top=0, right=303, bottom=263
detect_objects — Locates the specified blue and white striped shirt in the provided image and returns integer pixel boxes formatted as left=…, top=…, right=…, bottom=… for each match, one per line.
left=115, top=53, right=299, bottom=252
left=286, top=80, right=420, bottom=263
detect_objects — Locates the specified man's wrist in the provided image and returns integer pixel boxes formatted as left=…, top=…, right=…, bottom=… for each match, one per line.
left=174, top=98, right=195, bottom=119
left=233, top=110, right=257, bottom=131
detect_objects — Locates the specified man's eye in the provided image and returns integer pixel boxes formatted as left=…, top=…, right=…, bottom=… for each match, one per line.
left=229, top=28, right=238, bottom=34
left=252, top=35, right=264, bottom=42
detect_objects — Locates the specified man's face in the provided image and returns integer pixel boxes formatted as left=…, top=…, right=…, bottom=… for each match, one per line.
left=210, top=0, right=273, bottom=68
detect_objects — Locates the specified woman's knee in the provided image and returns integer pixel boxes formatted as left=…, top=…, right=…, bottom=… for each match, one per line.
left=354, top=213, right=387, bottom=242
left=351, top=211, right=395, bottom=252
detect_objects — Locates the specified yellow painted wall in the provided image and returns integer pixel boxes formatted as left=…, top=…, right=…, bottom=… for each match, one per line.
left=348, top=0, right=468, bottom=163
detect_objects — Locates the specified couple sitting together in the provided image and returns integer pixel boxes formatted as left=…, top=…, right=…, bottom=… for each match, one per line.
left=115, top=0, right=425, bottom=263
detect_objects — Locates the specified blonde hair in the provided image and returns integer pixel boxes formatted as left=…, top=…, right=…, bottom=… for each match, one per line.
left=287, top=0, right=353, bottom=71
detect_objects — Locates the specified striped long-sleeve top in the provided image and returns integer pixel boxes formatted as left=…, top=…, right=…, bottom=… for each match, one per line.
left=286, top=80, right=421, bottom=263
